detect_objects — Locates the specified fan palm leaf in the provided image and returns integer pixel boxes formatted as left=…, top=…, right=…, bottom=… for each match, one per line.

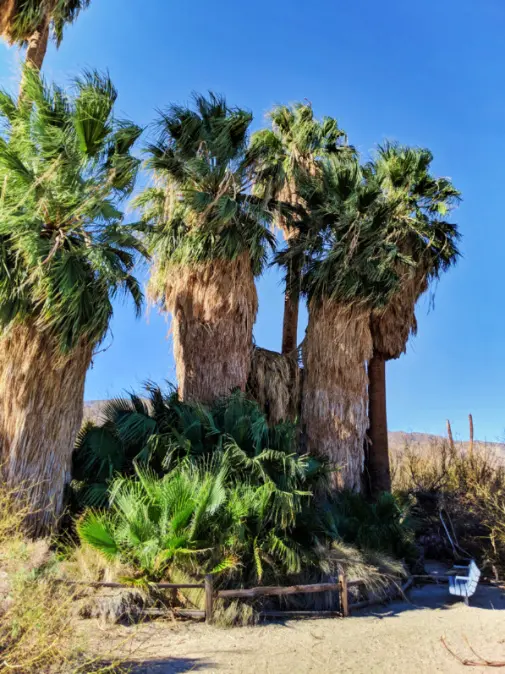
left=138, top=94, right=274, bottom=404
left=0, top=67, right=144, bottom=534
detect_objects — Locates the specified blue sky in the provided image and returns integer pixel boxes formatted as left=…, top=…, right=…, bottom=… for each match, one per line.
left=1, top=0, right=504, bottom=441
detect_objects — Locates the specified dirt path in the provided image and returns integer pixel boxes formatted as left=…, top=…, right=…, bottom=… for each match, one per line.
left=96, top=584, right=505, bottom=673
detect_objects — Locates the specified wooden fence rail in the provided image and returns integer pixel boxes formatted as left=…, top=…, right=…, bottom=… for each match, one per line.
left=55, top=574, right=412, bottom=624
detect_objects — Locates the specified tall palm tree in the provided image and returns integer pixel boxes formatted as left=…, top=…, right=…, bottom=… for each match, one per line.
left=248, top=103, right=351, bottom=356
left=138, top=94, right=274, bottom=404
left=364, top=143, right=460, bottom=495
left=0, top=0, right=90, bottom=69
left=0, top=68, right=144, bottom=534
left=287, top=157, right=404, bottom=490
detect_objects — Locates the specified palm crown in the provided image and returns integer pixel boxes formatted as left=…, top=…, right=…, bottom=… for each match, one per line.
left=248, top=102, right=352, bottom=212
left=137, top=93, right=275, bottom=291
left=279, top=156, right=406, bottom=309
left=0, top=68, right=145, bottom=353
left=365, top=142, right=461, bottom=357
left=0, top=0, right=90, bottom=45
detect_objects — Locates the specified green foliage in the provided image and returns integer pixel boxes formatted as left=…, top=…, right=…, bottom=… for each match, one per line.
left=72, top=387, right=324, bottom=508
left=248, top=101, right=353, bottom=207
left=365, top=141, right=461, bottom=284
left=283, top=156, right=409, bottom=308
left=74, top=388, right=415, bottom=585
left=137, top=93, right=275, bottom=302
left=3, top=0, right=91, bottom=46
left=0, top=67, right=145, bottom=352
left=330, top=490, right=417, bottom=561
left=273, top=139, right=460, bottom=313
left=77, top=463, right=313, bottom=584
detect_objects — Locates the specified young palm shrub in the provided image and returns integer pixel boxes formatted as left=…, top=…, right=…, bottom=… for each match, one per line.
left=286, top=158, right=403, bottom=490
left=248, top=103, right=352, bottom=356
left=72, top=387, right=327, bottom=509
left=77, top=462, right=312, bottom=586
left=364, top=143, right=460, bottom=494
left=0, top=0, right=91, bottom=69
left=137, top=94, right=274, bottom=405
left=0, top=69, right=144, bottom=534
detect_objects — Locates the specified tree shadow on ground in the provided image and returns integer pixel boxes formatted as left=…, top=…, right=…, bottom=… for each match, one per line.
left=358, top=583, right=505, bottom=620
left=123, top=657, right=211, bottom=673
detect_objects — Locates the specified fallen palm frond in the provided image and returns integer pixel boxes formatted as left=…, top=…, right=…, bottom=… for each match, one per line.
left=247, top=346, right=300, bottom=424
left=302, top=300, right=372, bottom=490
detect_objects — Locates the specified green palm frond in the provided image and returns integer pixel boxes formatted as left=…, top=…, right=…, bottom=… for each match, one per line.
left=0, top=67, right=145, bottom=353
left=2, top=0, right=91, bottom=46
left=137, top=93, right=274, bottom=296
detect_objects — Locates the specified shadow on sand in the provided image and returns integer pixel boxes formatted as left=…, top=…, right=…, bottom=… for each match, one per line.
left=124, top=657, right=212, bottom=673
left=358, top=582, right=505, bottom=619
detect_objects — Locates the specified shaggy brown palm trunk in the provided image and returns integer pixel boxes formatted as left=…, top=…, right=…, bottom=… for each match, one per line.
left=25, top=16, right=50, bottom=70
left=0, top=0, right=17, bottom=36
left=165, top=252, right=258, bottom=404
left=0, top=325, right=92, bottom=536
left=247, top=346, right=300, bottom=424
left=302, top=301, right=372, bottom=490
left=366, top=353, right=391, bottom=494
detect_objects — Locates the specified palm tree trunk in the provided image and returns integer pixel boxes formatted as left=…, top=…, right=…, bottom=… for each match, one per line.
left=248, top=346, right=300, bottom=424
left=165, top=252, right=258, bottom=404
left=366, top=353, right=391, bottom=494
left=25, top=15, right=50, bottom=70
left=281, top=255, right=301, bottom=356
left=0, top=324, right=92, bottom=536
left=302, top=300, right=372, bottom=490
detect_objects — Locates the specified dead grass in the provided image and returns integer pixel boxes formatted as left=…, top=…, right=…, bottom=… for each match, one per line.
left=0, top=484, right=134, bottom=672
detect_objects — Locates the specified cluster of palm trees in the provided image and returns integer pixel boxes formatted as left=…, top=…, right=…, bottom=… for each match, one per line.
left=0, top=1, right=461, bottom=535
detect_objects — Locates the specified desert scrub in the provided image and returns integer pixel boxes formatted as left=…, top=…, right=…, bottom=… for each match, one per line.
left=0, top=483, right=129, bottom=672
left=392, top=432, right=505, bottom=576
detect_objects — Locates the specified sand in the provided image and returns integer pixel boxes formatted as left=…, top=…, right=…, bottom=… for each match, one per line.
left=88, top=583, right=505, bottom=673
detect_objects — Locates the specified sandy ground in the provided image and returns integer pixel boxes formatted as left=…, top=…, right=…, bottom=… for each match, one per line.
left=89, top=583, right=505, bottom=674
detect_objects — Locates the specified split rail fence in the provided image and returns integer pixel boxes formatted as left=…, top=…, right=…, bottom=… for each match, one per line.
left=59, top=573, right=413, bottom=623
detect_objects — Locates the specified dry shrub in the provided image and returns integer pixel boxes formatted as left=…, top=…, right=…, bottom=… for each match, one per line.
left=247, top=346, right=300, bottom=423
left=61, top=543, right=128, bottom=584
left=0, top=483, right=130, bottom=672
left=213, top=600, right=257, bottom=628
left=151, top=253, right=257, bottom=404
left=302, top=300, right=372, bottom=490
left=392, top=433, right=505, bottom=576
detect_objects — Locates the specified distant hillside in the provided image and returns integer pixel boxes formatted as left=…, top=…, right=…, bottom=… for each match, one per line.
left=83, top=401, right=505, bottom=456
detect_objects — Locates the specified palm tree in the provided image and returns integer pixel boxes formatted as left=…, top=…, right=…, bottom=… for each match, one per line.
left=0, top=68, right=144, bottom=534
left=248, top=103, right=351, bottom=356
left=138, top=94, right=274, bottom=405
left=288, top=157, right=404, bottom=490
left=1, top=0, right=91, bottom=70
left=364, top=143, right=460, bottom=495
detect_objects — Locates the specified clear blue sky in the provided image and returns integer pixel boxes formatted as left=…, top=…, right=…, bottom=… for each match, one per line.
left=1, top=0, right=504, bottom=441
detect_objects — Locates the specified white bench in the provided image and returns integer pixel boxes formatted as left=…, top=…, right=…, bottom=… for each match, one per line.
left=448, top=559, right=480, bottom=605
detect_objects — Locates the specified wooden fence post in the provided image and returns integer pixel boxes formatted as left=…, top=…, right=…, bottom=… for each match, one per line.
left=339, top=570, right=349, bottom=617
left=205, top=574, right=214, bottom=624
